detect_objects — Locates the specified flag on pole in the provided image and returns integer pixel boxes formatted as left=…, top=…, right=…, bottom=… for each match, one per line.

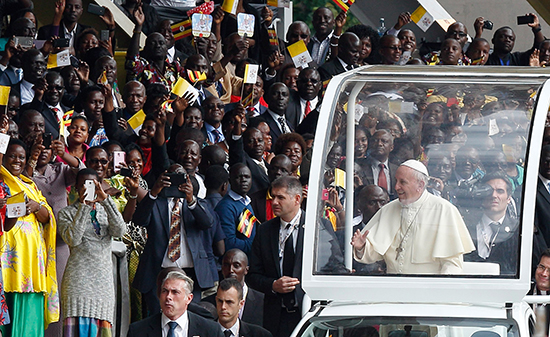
left=411, top=5, right=435, bottom=32
left=128, top=109, right=146, bottom=135
left=47, top=49, right=71, bottom=69
left=0, top=86, right=10, bottom=105
left=241, top=90, right=253, bottom=108
left=221, top=0, right=238, bottom=14
left=267, top=27, right=279, bottom=47
left=243, top=64, right=259, bottom=84
left=172, top=77, right=199, bottom=104
left=332, top=0, right=355, bottom=12
left=186, top=70, right=207, bottom=84
left=172, top=19, right=192, bottom=41
left=287, top=40, right=313, bottom=69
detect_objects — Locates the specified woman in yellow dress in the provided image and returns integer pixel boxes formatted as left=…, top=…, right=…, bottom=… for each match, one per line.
left=0, top=138, right=58, bottom=337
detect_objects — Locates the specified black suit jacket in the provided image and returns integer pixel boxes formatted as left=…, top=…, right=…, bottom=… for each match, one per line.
left=318, top=58, right=346, bottom=83
left=132, top=194, right=216, bottom=293
left=29, top=97, right=70, bottom=140
left=228, top=136, right=270, bottom=195
left=534, top=178, right=550, bottom=274
left=202, top=286, right=264, bottom=327
left=527, top=281, right=550, bottom=335
left=252, top=110, right=292, bottom=147
left=248, top=213, right=305, bottom=335
left=239, top=320, right=272, bottom=337
left=465, top=214, right=519, bottom=275
left=127, top=311, right=223, bottom=337
left=250, top=188, right=268, bottom=224
left=359, top=157, right=398, bottom=199
left=37, top=22, right=91, bottom=47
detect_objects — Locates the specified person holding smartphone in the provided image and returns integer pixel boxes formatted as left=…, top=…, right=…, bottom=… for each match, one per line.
left=486, top=13, right=545, bottom=66
left=58, top=168, right=126, bottom=336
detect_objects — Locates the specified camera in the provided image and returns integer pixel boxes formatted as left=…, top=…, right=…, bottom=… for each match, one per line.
left=483, top=20, right=493, bottom=30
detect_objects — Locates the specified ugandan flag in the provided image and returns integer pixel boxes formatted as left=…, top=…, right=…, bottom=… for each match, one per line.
left=241, top=90, right=253, bottom=108
left=187, top=70, right=207, bottom=84
left=172, top=19, right=192, bottom=41
left=267, top=27, right=278, bottom=47
left=237, top=208, right=258, bottom=238
left=332, top=0, right=355, bottom=12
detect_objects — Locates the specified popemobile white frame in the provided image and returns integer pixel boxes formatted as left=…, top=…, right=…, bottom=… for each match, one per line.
left=297, top=65, right=550, bottom=337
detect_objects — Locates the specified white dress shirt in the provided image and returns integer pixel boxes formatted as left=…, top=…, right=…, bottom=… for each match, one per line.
left=63, top=22, right=79, bottom=48
left=278, top=210, right=301, bottom=273
left=267, top=109, right=291, bottom=134
left=219, top=318, right=240, bottom=337
left=299, top=96, right=318, bottom=123
left=161, top=197, right=195, bottom=269
left=161, top=311, right=189, bottom=337
left=20, top=79, right=35, bottom=105
left=476, top=213, right=506, bottom=259
left=370, top=158, right=391, bottom=189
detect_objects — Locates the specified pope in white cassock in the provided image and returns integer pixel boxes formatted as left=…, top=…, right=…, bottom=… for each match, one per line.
left=351, top=160, right=476, bottom=274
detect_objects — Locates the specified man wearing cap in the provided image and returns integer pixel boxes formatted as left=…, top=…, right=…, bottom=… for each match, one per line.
left=351, top=160, right=475, bottom=274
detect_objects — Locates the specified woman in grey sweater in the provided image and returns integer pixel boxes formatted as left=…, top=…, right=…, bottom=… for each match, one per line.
left=58, top=168, right=127, bottom=336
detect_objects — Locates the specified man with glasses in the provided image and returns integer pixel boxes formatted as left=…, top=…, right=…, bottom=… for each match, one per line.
left=378, top=35, right=402, bottom=65
left=445, top=22, right=469, bottom=50
left=202, top=96, right=226, bottom=145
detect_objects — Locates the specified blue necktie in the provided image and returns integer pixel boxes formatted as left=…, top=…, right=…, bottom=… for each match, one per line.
left=168, top=321, right=178, bottom=337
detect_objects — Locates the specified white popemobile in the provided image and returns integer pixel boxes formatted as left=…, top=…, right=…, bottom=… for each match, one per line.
left=296, top=66, right=550, bottom=337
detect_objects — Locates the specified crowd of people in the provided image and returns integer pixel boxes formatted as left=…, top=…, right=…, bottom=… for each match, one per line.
left=0, top=0, right=547, bottom=337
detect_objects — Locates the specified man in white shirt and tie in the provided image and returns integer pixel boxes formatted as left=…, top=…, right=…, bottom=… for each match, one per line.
left=18, top=49, right=47, bottom=105
left=256, top=83, right=292, bottom=146
left=216, top=278, right=272, bottom=337
left=128, top=270, right=223, bottom=337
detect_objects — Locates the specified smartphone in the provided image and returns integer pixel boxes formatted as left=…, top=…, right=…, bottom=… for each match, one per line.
left=517, top=15, right=535, bottom=25
left=42, top=133, right=52, bottom=149
left=13, top=36, right=33, bottom=49
left=84, top=180, right=96, bottom=202
left=113, top=151, right=125, bottom=173
left=87, top=3, right=105, bottom=16
left=161, top=172, right=188, bottom=198
left=53, top=38, right=70, bottom=48
left=119, top=167, right=132, bottom=177
left=69, top=55, right=80, bottom=68
left=321, top=188, right=329, bottom=201
left=100, top=30, right=110, bottom=41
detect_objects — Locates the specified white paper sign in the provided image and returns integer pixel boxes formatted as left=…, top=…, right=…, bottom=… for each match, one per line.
left=192, top=14, right=213, bottom=38
left=0, top=133, right=9, bottom=154
left=237, top=13, right=255, bottom=37
left=489, top=119, right=499, bottom=136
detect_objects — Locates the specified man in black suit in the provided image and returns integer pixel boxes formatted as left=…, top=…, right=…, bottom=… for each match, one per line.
left=132, top=165, right=216, bottom=315
left=29, top=71, right=70, bottom=140
left=248, top=176, right=305, bottom=337
left=128, top=270, right=223, bottom=337
left=318, top=32, right=361, bottom=83
left=37, top=0, right=91, bottom=49
left=360, top=130, right=398, bottom=199
left=287, top=68, right=322, bottom=129
left=464, top=172, right=519, bottom=275
left=216, top=278, right=272, bottom=337
left=202, top=248, right=265, bottom=326
left=253, top=83, right=292, bottom=146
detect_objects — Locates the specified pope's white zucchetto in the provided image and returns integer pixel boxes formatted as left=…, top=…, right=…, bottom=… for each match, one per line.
left=400, top=160, right=429, bottom=177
